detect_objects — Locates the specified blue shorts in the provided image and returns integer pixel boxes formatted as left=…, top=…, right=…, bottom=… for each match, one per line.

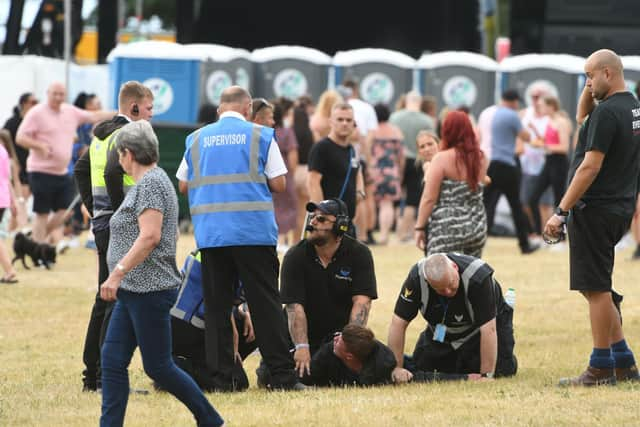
left=29, top=172, right=74, bottom=214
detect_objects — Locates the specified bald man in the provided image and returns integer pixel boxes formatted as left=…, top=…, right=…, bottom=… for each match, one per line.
left=16, top=82, right=114, bottom=244
left=182, top=86, right=303, bottom=391
left=545, top=49, right=640, bottom=386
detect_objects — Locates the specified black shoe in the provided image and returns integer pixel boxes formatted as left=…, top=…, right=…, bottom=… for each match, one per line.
left=521, top=243, right=540, bottom=255
left=82, top=383, right=98, bottom=393
left=632, top=246, right=640, bottom=260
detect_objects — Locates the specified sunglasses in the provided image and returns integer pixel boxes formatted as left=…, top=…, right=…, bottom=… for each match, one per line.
left=309, top=213, right=335, bottom=224
left=253, top=98, right=272, bottom=114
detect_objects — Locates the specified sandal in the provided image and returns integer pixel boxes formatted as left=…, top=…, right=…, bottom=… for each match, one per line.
left=0, top=275, right=18, bottom=284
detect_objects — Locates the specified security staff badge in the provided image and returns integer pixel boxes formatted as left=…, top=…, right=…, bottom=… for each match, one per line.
left=434, top=324, right=447, bottom=343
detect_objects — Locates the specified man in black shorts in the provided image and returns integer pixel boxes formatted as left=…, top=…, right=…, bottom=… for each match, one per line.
left=545, top=49, right=640, bottom=386
left=280, top=198, right=377, bottom=378
left=388, top=253, right=517, bottom=383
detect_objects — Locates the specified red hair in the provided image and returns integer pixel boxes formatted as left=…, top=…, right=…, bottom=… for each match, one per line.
left=440, top=111, right=483, bottom=191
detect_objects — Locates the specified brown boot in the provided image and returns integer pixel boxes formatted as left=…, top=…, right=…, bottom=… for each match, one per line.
left=615, top=365, right=640, bottom=382
left=558, top=366, right=617, bottom=387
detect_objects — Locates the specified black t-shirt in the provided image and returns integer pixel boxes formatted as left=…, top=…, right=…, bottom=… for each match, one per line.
left=280, top=235, right=377, bottom=347
left=568, top=92, right=640, bottom=218
left=393, top=254, right=497, bottom=344
left=307, top=137, right=359, bottom=217
left=3, top=115, right=28, bottom=172
left=303, top=339, right=396, bottom=387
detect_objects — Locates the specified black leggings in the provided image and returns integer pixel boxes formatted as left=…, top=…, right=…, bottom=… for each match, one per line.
left=528, top=154, right=569, bottom=233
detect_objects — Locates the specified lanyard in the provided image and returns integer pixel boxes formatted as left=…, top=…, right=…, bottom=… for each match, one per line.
left=439, top=296, right=449, bottom=324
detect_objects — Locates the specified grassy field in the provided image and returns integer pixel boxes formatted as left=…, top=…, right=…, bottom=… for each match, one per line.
left=1, top=233, right=639, bottom=426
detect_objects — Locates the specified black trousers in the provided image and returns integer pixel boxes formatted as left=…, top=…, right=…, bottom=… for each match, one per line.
left=81, top=228, right=114, bottom=388
left=483, top=160, right=531, bottom=250
left=201, top=246, right=296, bottom=388
left=411, top=305, right=517, bottom=377
left=528, top=154, right=569, bottom=234
left=169, top=307, right=257, bottom=392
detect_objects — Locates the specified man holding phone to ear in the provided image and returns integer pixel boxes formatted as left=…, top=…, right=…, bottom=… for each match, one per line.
left=73, top=80, right=154, bottom=392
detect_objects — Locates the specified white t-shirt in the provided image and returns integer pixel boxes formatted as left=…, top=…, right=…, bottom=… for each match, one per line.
left=348, top=98, right=378, bottom=137
left=477, top=105, right=498, bottom=160
left=519, top=107, right=549, bottom=176
left=176, top=111, right=287, bottom=181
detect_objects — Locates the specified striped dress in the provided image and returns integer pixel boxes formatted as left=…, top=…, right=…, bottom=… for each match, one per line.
left=426, top=178, right=487, bottom=257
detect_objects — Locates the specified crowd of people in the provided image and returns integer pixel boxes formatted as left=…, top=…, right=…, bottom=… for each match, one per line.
left=1, top=48, right=640, bottom=426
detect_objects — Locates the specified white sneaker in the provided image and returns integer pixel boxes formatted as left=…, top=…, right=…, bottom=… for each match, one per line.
left=56, top=239, right=70, bottom=254
left=549, top=241, right=568, bottom=252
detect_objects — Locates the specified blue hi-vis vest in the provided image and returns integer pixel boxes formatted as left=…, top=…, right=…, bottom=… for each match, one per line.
left=170, top=251, right=205, bottom=328
left=185, top=116, right=278, bottom=248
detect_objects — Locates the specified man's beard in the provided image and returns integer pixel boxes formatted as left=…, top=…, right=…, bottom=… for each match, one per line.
left=307, top=232, right=332, bottom=246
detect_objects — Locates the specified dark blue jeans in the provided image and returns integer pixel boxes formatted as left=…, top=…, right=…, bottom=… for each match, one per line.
left=100, top=288, right=223, bottom=427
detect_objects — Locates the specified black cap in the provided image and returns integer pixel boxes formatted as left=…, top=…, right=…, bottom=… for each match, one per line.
left=306, top=198, right=348, bottom=217
left=502, top=89, right=521, bottom=102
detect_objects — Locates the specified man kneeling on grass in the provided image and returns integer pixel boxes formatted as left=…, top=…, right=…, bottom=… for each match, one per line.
left=388, top=253, right=518, bottom=383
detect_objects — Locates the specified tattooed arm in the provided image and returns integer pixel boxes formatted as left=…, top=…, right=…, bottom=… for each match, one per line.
left=349, top=295, right=372, bottom=326
left=286, top=303, right=311, bottom=377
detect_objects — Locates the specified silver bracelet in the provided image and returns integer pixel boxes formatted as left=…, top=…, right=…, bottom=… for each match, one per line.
left=294, top=343, right=310, bottom=350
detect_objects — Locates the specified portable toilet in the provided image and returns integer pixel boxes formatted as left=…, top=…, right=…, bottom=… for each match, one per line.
left=499, top=54, right=585, bottom=121
left=183, top=44, right=253, bottom=107
left=107, top=41, right=201, bottom=124
left=622, top=56, right=640, bottom=97
left=417, top=51, right=498, bottom=118
left=332, top=48, right=415, bottom=108
left=251, top=45, right=332, bottom=102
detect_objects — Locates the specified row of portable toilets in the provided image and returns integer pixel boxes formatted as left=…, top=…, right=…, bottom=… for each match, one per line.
left=107, top=41, right=640, bottom=125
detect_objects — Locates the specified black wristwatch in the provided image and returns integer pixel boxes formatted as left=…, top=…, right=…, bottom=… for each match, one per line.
left=554, top=206, right=569, bottom=217
left=481, top=372, right=494, bottom=378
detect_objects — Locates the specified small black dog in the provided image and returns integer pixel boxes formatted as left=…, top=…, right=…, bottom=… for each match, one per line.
left=11, top=232, right=57, bottom=270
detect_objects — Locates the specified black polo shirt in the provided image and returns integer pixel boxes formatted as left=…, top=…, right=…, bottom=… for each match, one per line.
left=280, top=235, right=377, bottom=348
left=393, top=254, right=497, bottom=345
left=568, top=91, right=640, bottom=218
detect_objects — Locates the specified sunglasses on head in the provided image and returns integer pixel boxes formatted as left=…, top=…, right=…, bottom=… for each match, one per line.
left=309, top=213, right=335, bottom=224
left=254, top=98, right=272, bottom=113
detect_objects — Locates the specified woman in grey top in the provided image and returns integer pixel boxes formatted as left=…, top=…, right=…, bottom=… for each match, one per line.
left=99, top=120, right=223, bottom=427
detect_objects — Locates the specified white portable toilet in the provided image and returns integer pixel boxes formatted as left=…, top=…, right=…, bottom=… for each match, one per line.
left=418, top=51, right=498, bottom=118
left=333, top=48, right=416, bottom=107
left=251, top=45, right=332, bottom=102
left=499, top=54, right=585, bottom=121
left=621, top=56, right=640, bottom=97
left=108, top=41, right=202, bottom=124
left=183, top=44, right=253, bottom=107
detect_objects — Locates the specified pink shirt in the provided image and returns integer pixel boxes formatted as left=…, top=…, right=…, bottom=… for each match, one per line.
left=0, top=145, right=10, bottom=208
left=17, top=103, right=92, bottom=175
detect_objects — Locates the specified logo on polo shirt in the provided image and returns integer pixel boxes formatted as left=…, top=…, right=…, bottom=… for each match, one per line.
left=400, top=287, right=414, bottom=302
left=335, top=267, right=352, bottom=282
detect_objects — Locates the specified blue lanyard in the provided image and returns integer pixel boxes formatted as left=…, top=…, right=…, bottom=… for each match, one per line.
left=338, top=145, right=355, bottom=200
left=439, top=296, right=449, bottom=324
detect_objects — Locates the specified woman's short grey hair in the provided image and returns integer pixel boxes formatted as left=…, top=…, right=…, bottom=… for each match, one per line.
left=115, top=120, right=159, bottom=165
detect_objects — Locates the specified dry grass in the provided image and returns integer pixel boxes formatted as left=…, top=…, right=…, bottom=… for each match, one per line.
left=1, top=234, right=639, bottom=426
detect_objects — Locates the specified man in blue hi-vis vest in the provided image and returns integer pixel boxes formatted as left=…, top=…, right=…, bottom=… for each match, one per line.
left=183, top=86, right=302, bottom=391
